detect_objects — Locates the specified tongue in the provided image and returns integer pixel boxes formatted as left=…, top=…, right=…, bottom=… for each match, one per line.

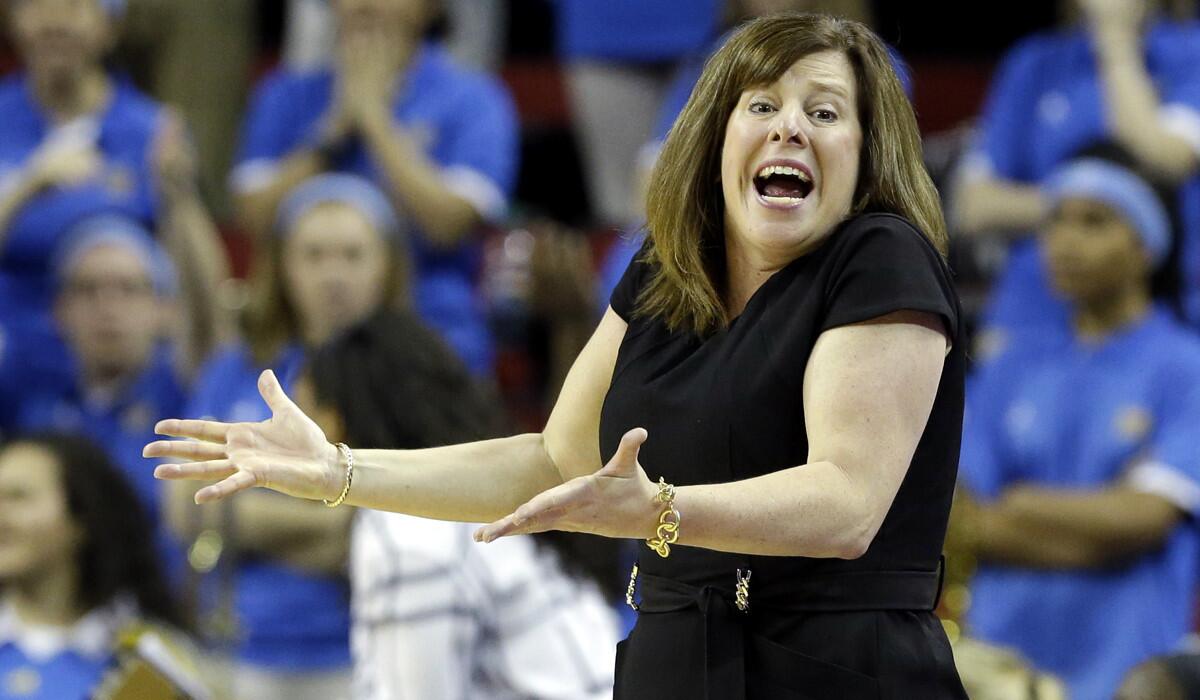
left=762, top=175, right=805, bottom=198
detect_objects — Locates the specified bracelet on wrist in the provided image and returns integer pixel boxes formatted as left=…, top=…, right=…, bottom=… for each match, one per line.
left=323, top=442, right=354, bottom=508
left=645, top=477, right=680, bottom=558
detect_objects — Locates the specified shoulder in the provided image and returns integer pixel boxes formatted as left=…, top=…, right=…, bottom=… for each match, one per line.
left=248, top=67, right=330, bottom=107
left=826, top=212, right=944, bottom=265
left=0, top=76, right=28, bottom=112
left=110, top=80, right=166, bottom=130
left=998, top=29, right=1077, bottom=69
left=417, top=45, right=513, bottom=109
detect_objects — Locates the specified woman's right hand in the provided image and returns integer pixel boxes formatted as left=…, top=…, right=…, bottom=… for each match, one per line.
left=144, top=370, right=343, bottom=504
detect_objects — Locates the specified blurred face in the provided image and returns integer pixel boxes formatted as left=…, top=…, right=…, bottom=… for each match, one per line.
left=283, top=203, right=391, bottom=346
left=333, top=0, right=428, bottom=40
left=56, top=244, right=163, bottom=381
left=9, top=0, right=111, bottom=79
left=1041, top=197, right=1150, bottom=304
left=0, top=444, right=83, bottom=586
left=721, top=50, right=863, bottom=270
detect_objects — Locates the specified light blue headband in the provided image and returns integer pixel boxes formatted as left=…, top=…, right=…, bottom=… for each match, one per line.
left=276, top=173, right=401, bottom=239
left=54, top=214, right=177, bottom=297
left=1045, top=159, right=1171, bottom=267
left=99, top=0, right=124, bottom=17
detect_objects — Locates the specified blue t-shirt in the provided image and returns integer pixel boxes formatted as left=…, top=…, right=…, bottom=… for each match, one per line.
left=16, top=347, right=185, bottom=527
left=960, top=308, right=1200, bottom=700
left=0, top=644, right=109, bottom=700
left=968, top=21, right=1200, bottom=335
left=554, top=0, right=720, bottom=62
left=231, top=43, right=518, bottom=376
left=0, top=75, right=164, bottom=406
left=187, top=342, right=351, bottom=671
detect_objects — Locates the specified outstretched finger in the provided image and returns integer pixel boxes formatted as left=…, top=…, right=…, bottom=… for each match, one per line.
left=144, top=439, right=225, bottom=461
left=194, top=471, right=260, bottom=504
left=154, top=460, right=237, bottom=482
left=154, top=419, right=232, bottom=443
left=597, top=427, right=648, bottom=477
left=475, top=484, right=579, bottom=542
left=258, top=369, right=299, bottom=417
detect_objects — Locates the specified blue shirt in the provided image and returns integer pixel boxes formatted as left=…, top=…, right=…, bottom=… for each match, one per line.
left=960, top=308, right=1200, bottom=700
left=0, top=75, right=164, bottom=407
left=16, top=347, right=185, bottom=528
left=187, top=343, right=352, bottom=671
left=232, top=44, right=519, bottom=376
left=968, top=21, right=1200, bottom=335
left=0, top=644, right=109, bottom=700
left=554, top=0, right=720, bottom=62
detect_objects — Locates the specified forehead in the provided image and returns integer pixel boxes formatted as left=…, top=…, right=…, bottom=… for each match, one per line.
left=290, top=203, right=380, bottom=242
left=747, top=50, right=856, bottom=99
left=66, top=242, right=151, bottom=279
left=0, top=444, right=59, bottom=489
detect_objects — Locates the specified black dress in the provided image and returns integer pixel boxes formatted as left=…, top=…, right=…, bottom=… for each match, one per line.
left=600, top=213, right=969, bottom=700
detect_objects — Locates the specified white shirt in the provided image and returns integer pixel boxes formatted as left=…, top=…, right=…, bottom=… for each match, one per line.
left=350, top=510, right=619, bottom=700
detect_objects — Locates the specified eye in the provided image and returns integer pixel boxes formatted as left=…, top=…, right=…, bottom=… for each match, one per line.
left=810, top=109, right=838, bottom=123
left=749, top=100, right=776, bottom=115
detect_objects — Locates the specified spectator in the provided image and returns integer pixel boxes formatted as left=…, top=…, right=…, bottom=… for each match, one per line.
left=555, top=0, right=720, bottom=226
left=949, top=156, right=1200, bottom=698
left=300, top=309, right=620, bottom=699
left=174, top=173, right=407, bottom=699
left=231, top=0, right=518, bottom=376
left=0, top=0, right=178, bottom=399
left=0, top=432, right=206, bottom=699
left=952, top=0, right=1200, bottom=348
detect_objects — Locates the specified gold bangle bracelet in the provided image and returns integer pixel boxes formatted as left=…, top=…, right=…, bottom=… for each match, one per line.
left=323, top=443, right=354, bottom=508
left=645, top=477, right=680, bottom=558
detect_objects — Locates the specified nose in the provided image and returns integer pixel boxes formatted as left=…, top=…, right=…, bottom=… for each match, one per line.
left=768, top=106, right=808, bottom=147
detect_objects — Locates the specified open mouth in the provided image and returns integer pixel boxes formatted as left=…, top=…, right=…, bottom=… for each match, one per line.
left=753, top=165, right=814, bottom=204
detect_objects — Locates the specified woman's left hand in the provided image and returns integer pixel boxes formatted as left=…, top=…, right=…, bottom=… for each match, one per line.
left=474, top=428, right=661, bottom=543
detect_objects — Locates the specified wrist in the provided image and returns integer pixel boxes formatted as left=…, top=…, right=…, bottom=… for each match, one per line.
left=322, top=442, right=343, bottom=501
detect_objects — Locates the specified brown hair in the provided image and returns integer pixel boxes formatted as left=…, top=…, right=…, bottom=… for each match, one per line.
left=641, top=12, right=946, bottom=335
left=242, top=204, right=410, bottom=366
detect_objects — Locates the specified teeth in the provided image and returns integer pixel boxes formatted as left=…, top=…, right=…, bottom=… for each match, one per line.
left=755, top=164, right=811, bottom=181
left=762, top=194, right=804, bottom=203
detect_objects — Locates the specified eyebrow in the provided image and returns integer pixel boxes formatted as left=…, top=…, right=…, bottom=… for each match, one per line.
left=808, top=80, right=851, bottom=100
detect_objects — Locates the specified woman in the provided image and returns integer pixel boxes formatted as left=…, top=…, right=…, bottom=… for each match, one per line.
left=951, top=155, right=1200, bottom=700
left=177, top=173, right=405, bottom=698
left=298, top=310, right=620, bottom=699
left=149, top=13, right=968, bottom=697
left=0, top=432, right=205, bottom=699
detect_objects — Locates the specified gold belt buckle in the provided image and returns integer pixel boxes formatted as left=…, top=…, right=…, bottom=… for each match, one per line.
left=735, top=569, right=752, bottom=613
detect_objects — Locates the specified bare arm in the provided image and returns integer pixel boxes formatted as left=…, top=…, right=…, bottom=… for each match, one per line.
left=357, top=112, right=483, bottom=248
left=147, top=308, right=629, bottom=521
left=232, top=149, right=326, bottom=240
left=345, top=306, right=629, bottom=518
left=973, top=484, right=1185, bottom=569
left=672, top=311, right=948, bottom=557
left=478, top=310, right=949, bottom=559
left=952, top=176, right=1047, bottom=237
left=1091, top=10, right=1199, bottom=183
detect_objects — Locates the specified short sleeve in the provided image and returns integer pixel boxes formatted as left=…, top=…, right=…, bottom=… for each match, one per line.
left=607, top=239, right=652, bottom=322
left=1128, top=362, right=1200, bottom=517
left=820, top=214, right=958, bottom=339
left=438, top=77, right=519, bottom=222
left=971, top=37, right=1045, bottom=182
left=958, top=362, right=1018, bottom=500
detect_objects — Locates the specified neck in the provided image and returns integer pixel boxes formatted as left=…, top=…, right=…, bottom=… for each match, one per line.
left=6, top=559, right=83, bottom=628
left=1072, top=284, right=1151, bottom=340
left=30, top=65, right=109, bottom=122
left=81, top=359, right=143, bottom=399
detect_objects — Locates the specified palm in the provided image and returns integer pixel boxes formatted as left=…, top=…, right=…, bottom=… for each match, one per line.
left=145, top=370, right=340, bottom=503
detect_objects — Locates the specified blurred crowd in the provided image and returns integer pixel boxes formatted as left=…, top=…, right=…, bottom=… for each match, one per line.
left=1, top=0, right=1200, bottom=698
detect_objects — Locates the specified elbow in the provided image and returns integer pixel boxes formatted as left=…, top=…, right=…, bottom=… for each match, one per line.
left=831, top=498, right=884, bottom=560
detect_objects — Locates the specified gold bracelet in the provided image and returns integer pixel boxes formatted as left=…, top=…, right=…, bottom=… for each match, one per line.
left=645, top=477, right=680, bottom=558
left=323, top=443, right=354, bottom=508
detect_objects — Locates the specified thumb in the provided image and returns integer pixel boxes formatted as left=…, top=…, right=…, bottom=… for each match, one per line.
left=597, top=427, right=648, bottom=477
left=258, top=369, right=298, bottom=416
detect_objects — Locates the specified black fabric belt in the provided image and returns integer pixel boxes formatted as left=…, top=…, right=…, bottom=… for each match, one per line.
left=630, top=563, right=944, bottom=700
